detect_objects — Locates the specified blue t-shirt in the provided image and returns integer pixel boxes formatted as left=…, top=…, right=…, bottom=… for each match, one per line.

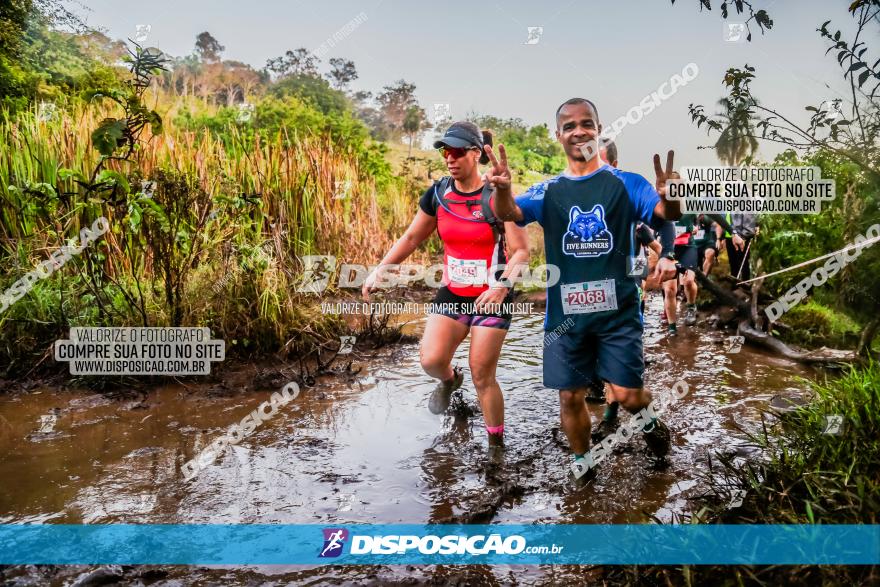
left=516, top=165, right=660, bottom=332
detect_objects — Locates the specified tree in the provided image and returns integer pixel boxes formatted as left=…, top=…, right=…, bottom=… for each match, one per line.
left=376, top=79, right=419, bottom=140
left=713, top=97, right=760, bottom=165
left=687, top=1, right=880, bottom=356
left=402, top=105, right=429, bottom=156
left=195, top=31, right=224, bottom=63
left=326, top=57, right=357, bottom=90
left=266, top=48, right=319, bottom=78
left=216, top=60, right=261, bottom=106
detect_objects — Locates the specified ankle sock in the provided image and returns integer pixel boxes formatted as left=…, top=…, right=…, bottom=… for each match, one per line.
left=603, top=402, right=619, bottom=422
left=486, top=424, right=504, bottom=436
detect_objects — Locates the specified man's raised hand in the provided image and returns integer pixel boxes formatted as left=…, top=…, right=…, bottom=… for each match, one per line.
left=484, top=144, right=512, bottom=192
left=653, top=150, right=680, bottom=197
left=653, top=149, right=682, bottom=220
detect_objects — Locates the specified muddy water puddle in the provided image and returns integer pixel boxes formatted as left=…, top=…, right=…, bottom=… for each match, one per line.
left=0, top=292, right=813, bottom=584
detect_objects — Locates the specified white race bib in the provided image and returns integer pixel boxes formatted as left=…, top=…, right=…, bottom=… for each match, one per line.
left=694, top=229, right=706, bottom=240
left=447, top=256, right=487, bottom=286
left=560, top=280, right=618, bottom=314
left=675, top=225, right=688, bottom=237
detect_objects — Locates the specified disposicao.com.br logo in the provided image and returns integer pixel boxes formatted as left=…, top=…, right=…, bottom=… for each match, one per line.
left=320, top=528, right=563, bottom=557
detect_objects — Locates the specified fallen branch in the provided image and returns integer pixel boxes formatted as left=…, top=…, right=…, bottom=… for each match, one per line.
left=693, top=269, right=750, bottom=316
left=737, top=320, right=860, bottom=365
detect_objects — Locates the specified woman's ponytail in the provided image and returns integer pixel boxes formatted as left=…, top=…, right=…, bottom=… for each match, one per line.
left=479, top=129, right=494, bottom=165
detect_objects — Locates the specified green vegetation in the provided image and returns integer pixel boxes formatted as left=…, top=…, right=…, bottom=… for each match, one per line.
left=775, top=301, right=862, bottom=349
left=704, top=362, right=880, bottom=531
left=690, top=1, right=880, bottom=355
left=471, top=115, right=566, bottom=181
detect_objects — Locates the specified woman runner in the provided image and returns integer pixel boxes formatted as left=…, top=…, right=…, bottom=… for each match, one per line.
left=363, top=121, right=529, bottom=448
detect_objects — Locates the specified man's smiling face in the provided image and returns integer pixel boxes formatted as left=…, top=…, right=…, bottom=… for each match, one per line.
left=556, top=101, right=603, bottom=163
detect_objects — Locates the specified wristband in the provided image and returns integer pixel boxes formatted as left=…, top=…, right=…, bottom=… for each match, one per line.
left=662, top=252, right=676, bottom=261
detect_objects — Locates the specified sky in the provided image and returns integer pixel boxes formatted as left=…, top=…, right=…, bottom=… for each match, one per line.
left=75, top=0, right=866, bottom=179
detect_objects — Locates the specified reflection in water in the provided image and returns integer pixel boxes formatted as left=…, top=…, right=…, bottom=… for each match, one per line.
left=0, top=292, right=814, bottom=580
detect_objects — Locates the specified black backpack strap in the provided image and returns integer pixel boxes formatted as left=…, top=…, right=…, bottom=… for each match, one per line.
left=480, top=182, right=505, bottom=242
left=433, top=176, right=452, bottom=215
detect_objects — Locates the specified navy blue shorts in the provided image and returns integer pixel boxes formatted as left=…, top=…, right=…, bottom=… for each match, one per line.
left=674, top=244, right=699, bottom=270
left=542, top=311, right=645, bottom=390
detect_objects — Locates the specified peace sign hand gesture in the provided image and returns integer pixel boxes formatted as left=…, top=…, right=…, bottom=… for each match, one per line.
left=484, top=144, right=512, bottom=193
left=653, top=150, right=680, bottom=199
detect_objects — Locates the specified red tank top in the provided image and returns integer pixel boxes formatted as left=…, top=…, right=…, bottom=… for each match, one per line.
left=434, top=181, right=507, bottom=297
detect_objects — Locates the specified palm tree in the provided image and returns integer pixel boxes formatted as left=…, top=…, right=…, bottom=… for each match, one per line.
left=714, top=97, right=760, bottom=165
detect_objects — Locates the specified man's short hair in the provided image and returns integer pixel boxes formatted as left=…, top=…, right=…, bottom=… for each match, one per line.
left=604, top=139, right=617, bottom=163
left=555, top=98, right=599, bottom=126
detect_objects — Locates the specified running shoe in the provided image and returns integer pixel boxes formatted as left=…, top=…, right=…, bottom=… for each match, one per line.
left=569, top=456, right=598, bottom=485
left=667, top=323, right=678, bottom=336
left=660, top=310, right=668, bottom=324
left=684, top=304, right=697, bottom=326
left=428, top=367, right=463, bottom=415
left=643, top=419, right=671, bottom=458
left=591, top=418, right=619, bottom=442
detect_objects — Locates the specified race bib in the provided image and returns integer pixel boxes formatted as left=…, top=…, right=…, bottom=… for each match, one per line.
left=694, top=229, right=706, bottom=240
left=675, top=225, right=688, bottom=237
left=447, top=256, right=487, bottom=286
left=561, top=280, right=618, bottom=314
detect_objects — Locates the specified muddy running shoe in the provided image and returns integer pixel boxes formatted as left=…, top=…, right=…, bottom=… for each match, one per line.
left=591, top=418, right=619, bottom=443
left=569, top=456, right=598, bottom=487
left=487, top=443, right=505, bottom=468
left=428, top=367, right=463, bottom=415
left=660, top=310, right=668, bottom=325
left=667, top=323, right=678, bottom=336
left=684, top=304, right=697, bottom=326
left=643, top=419, right=671, bottom=458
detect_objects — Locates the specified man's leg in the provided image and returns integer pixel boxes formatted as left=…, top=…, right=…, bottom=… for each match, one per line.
left=560, top=387, right=591, bottom=456
left=683, top=270, right=698, bottom=304
left=543, top=328, right=598, bottom=473
left=597, top=317, right=671, bottom=458
left=702, top=247, right=716, bottom=276
left=662, top=278, right=678, bottom=333
left=605, top=384, right=669, bottom=457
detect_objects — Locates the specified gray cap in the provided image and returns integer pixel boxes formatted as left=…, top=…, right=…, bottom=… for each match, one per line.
left=433, top=122, right=483, bottom=150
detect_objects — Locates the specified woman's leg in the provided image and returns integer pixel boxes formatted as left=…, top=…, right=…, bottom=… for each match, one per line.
left=467, top=325, right=508, bottom=433
left=420, top=313, right=470, bottom=382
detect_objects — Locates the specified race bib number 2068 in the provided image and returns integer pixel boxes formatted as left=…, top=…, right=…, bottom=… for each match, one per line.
left=560, top=279, right=618, bottom=314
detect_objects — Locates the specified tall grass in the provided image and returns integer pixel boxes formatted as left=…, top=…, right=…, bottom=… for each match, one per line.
left=0, top=100, right=424, bottom=374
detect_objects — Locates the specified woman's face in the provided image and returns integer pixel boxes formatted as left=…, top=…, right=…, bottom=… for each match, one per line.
left=442, top=146, right=481, bottom=180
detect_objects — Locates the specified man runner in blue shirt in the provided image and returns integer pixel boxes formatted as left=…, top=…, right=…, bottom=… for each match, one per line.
left=488, top=98, right=682, bottom=479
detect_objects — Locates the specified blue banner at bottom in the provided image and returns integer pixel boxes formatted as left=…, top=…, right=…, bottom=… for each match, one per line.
left=0, top=524, right=877, bottom=565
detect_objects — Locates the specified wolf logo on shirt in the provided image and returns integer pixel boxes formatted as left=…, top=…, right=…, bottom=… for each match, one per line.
left=563, top=204, right=613, bottom=257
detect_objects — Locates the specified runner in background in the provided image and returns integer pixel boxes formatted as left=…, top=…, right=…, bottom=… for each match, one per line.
left=363, top=122, right=529, bottom=450
left=663, top=213, right=735, bottom=333
left=724, top=213, right=759, bottom=282
left=662, top=214, right=698, bottom=333
left=694, top=214, right=720, bottom=277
